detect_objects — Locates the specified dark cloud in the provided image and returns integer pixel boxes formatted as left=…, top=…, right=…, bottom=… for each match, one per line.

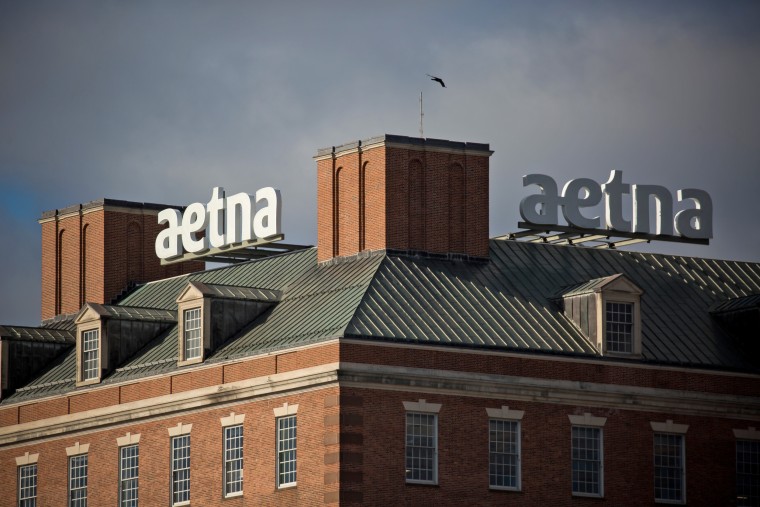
left=1, top=1, right=758, bottom=325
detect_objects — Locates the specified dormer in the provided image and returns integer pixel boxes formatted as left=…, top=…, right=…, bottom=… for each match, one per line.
left=74, top=303, right=177, bottom=386
left=0, top=325, right=74, bottom=400
left=555, top=274, right=644, bottom=357
left=710, top=294, right=760, bottom=356
left=176, top=281, right=281, bottom=366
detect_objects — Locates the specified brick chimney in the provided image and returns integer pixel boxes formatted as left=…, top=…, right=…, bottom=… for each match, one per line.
left=39, top=199, right=204, bottom=321
left=315, top=135, right=492, bottom=263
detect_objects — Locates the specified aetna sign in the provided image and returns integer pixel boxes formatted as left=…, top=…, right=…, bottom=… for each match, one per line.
left=520, top=170, right=712, bottom=239
left=155, top=186, right=282, bottom=262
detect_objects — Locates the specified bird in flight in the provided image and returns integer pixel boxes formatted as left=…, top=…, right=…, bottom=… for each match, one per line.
left=426, top=74, right=446, bottom=87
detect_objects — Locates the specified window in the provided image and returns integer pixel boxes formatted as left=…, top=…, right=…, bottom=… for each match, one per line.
left=277, top=415, right=297, bottom=487
left=489, top=419, right=520, bottom=490
left=69, top=454, right=88, bottom=507
left=82, top=329, right=99, bottom=380
left=171, top=436, right=190, bottom=505
left=18, top=463, right=37, bottom=507
left=406, top=412, right=438, bottom=484
left=572, top=426, right=603, bottom=496
left=119, top=445, right=139, bottom=507
left=224, top=425, right=244, bottom=497
left=737, top=439, right=759, bottom=507
left=183, top=308, right=202, bottom=360
left=606, top=301, right=633, bottom=353
left=654, top=433, right=685, bottom=503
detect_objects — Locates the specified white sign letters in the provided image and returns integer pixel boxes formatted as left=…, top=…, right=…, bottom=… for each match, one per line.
left=155, top=186, right=282, bottom=260
left=520, top=170, right=712, bottom=239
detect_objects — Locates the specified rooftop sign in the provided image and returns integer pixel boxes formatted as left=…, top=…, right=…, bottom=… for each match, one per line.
left=155, top=186, right=282, bottom=264
left=519, top=170, right=712, bottom=241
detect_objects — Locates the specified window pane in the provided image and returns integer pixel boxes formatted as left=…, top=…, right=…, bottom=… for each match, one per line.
left=18, top=463, right=37, bottom=507
left=119, top=445, right=139, bottom=507
left=737, top=439, right=759, bottom=507
left=277, top=416, right=297, bottom=487
left=69, top=455, right=88, bottom=507
left=224, top=425, right=244, bottom=496
left=82, top=330, right=99, bottom=380
left=489, top=419, right=519, bottom=489
left=572, top=426, right=602, bottom=495
left=654, top=433, right=684, bottom=502
left=405, top=412, right=437, bottom=483
left=183, top=308, right=202, bottom=360
left=606, top=302, right=633, bottom=353
left=171, top=436, right=190, bottom=505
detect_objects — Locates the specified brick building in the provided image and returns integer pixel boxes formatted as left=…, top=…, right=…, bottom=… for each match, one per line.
left=1, top=134, right=759, bottom=506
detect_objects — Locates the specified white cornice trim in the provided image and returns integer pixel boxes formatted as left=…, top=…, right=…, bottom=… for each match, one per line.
left=168, top=422, right=192, bottom=436
left=403, top=399, right=441, bottom=413
left=486, top=406, right=524, bottom=420
left=650, top=419, right=689, bottom=434
left=0, top=362, right=340, bottom=448
left=733, top=427, right=759, bottom=440
left=220, top=412, right=245, bottom=427
left=15, top=451, right=39, bottom=466
left=116, top=432, right=140, bottom=446
left=337, top=362, right=760, bottom=421
left=568, top=413, right=607, bottom=427
left=2, top=360, right=757, bottom=449
left=65, top=441, right=90, bottom=456
left=273, top=402, right=298, bottom=417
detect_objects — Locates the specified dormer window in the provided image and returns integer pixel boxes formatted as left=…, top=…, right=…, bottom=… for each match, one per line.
left=75, top=316, right=104, bottom=386
left=74, top=302, right=177, bottom=386
left=605, top=301, right=633, bottom=353
left=81, top=329, right=100, bottom=380
left=183, top=308, right=202, bottom=361
left=556, top=273, right=643, bottom=357
left=175, top=280, right=281, bottom=367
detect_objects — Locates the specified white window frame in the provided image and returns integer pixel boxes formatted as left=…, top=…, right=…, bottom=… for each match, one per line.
left=78, top=327, right=101, bottom=384
left=171, top=435, right=191, bottom=506
left=276, top=415, right=297, bottom=488
left=605, top=300, right=634, bottom=353
left=487, top=406, right=524, bottom=491
left=223, top=425, right=244, bottom=497
left=651, top=420, right=688, bottom=504
left=119, top=444, right=139, bottom=507
left=571, top=426, right=603, bottom=497
left=273, top=403, right=297, bottom=489
left=68, top=454, right=88, bottom=507
left=182, top=307, right=202, bottom=361
left=167, top=422, right=192, bottom=507
left=404, top=399, right=441, bottom=485
left=220, top=412, right=246, bottom=498
left=568, top=413, right=606, bottom=498
left=17, top=463, right=37, bottom=507
left=734, top=427, right=760, bottom=507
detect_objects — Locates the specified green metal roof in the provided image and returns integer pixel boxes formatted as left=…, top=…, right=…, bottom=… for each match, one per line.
left=85, top=304, right=177, bottom=322
left=0, top=326, right=74, bottom=344
left=4, top=240, right=760, bottom=405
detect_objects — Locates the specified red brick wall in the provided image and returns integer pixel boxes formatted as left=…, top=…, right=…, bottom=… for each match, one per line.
left=0, top=387, right=340, bottom=507
left=317, top=141, right=490, bottom=262
left=40, top=205, right=203, bottom=321
left=346, top=386, right=745, bottom=507
left=119, top=376, right=171, bottom=404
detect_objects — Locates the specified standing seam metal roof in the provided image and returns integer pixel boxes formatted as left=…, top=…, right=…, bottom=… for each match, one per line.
left=5, top=240, right=759, bottom=405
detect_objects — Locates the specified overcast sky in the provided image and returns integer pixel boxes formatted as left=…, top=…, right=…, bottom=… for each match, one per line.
left=1, top=1, right=759, bottom=326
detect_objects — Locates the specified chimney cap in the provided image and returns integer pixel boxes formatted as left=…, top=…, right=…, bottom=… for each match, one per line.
left=315, top=134, right=492, bottom=160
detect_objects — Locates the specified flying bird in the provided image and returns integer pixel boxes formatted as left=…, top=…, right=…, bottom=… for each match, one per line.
left=426, top=74, right=446, bottom=87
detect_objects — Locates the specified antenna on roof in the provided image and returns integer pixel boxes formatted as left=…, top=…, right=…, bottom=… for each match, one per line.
left=419, top=91, right=424, bottom=138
